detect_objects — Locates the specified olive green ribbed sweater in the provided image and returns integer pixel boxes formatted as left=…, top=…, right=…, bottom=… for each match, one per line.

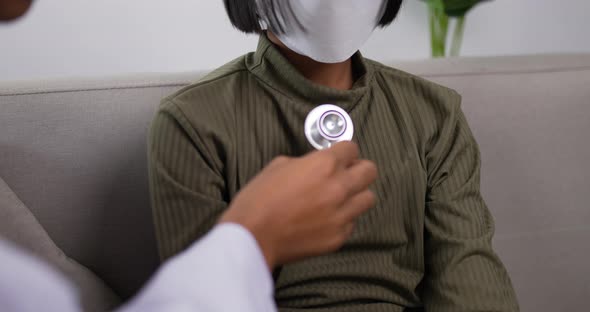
left=148, top=35, right=519, bottom=311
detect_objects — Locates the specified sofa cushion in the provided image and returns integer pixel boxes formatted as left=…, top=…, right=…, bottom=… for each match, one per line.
left=0, top=74, right=193, bottom=297
left=0, top=176, right=120, bottom=311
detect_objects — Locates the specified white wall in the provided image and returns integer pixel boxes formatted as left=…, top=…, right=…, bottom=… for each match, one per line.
left=1, top=0, right=589, bottom=81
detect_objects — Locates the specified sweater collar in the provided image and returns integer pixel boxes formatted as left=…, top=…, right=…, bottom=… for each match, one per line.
left=247, top=34, right=374, bottom=112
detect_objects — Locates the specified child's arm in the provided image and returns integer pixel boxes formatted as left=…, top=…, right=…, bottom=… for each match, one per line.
left=423, top=99, right=519, bottom=311
left=148, top=99, right=229, bottom=261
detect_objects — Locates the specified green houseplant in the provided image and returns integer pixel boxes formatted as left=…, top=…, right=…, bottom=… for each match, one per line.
left=422, top=0, right=491, bottom=57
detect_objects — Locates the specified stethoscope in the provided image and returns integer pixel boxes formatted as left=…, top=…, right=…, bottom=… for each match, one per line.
left=305, top=104, right=353, bottom=150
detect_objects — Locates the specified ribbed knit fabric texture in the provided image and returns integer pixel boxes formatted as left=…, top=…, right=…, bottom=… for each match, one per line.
left=148, top=34, right=519, bottom=311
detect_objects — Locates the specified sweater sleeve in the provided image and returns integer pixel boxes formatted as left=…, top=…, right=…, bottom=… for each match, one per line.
left=422, top=99, right=520, bottom=311
left=148, top=99, right=228, bottom=261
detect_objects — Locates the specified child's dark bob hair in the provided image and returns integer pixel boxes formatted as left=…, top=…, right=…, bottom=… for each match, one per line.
left=224, top=0, right=403, bottom=34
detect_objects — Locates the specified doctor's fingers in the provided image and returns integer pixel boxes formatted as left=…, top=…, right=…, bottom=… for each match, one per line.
left=337, top=189, right=376, bottom=224
left=337, top=159, right=378, bottom=197
left=265, top=155, right=293, bottom=172
left=325, top=141, right=360, bottom=169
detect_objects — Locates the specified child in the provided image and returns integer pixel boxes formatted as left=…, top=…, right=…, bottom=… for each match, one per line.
left=148, top=1, right=519, bottom=311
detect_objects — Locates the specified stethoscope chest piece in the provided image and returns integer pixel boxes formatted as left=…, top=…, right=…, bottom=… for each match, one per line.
left=304, top=104, right=354, bottom=150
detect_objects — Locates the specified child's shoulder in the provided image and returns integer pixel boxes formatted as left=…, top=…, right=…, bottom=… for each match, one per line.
left=163, top=54, right=253, bottom=106
left=369, top=60, right=468, bottom=132
left=367, top=58, right=461, bottom=113
left=367, top=60, right=459, bottom=102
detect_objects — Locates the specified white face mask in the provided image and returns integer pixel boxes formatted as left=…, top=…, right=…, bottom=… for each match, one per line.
left=264, top=0, right=386, bottom=64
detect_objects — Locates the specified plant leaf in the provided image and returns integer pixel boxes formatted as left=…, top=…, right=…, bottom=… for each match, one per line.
left=444, top=0, right=491, bottom=16
left=419, top=0, right=492, bottom=17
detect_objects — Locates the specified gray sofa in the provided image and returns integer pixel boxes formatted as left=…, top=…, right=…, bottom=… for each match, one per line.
left=1, top=54, right=589, bottom=311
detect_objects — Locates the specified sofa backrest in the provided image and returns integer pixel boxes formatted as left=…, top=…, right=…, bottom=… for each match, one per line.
left=0, top=74, right=197, bottom=298
left=1, top=54, right=589, bottom=309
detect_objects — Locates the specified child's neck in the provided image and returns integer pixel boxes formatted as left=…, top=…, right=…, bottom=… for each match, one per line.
left=266, top=31, right=354, bottom=91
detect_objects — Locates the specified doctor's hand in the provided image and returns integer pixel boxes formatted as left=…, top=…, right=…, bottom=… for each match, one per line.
left=219, top=142, right=377, bottom=269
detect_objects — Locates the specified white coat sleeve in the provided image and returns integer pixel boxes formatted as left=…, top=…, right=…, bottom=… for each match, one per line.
left=0, top=239, right=80, bottom=312
left=117, top=223, right=277, bottom=312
